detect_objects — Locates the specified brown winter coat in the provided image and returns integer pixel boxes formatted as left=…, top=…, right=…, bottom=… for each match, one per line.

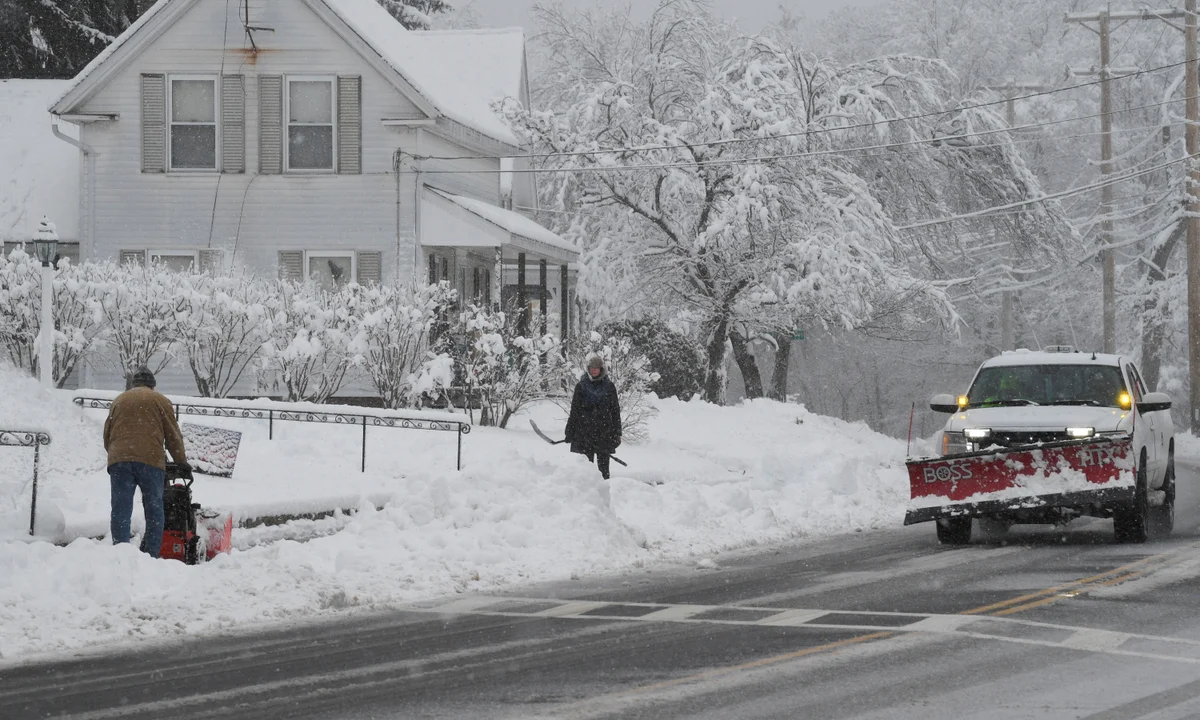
left=102, top=387, right=187, bottom=471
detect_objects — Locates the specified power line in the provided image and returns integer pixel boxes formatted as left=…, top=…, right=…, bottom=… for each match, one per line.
left=420, top=56, right=1200, bottom=164
left=410, top=95, right=1194, bottom=175
left=896, top=152, right=1199, bottom=231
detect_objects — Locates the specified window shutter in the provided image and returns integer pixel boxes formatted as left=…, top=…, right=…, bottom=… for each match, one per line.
left=278, top=251, right=303, bottom=281
left=221, top=75, right=245, bottom=174
left=120, top=250, right=146, bottom=267
left=141, top=74, right=166, bottom=173
left=259, top=75, right=283, bottom=175
left=356, top=251, right=381, bottom=286
left=337, top=76, right=362, bottom=174
left=199, top=249, right=224, bottom=273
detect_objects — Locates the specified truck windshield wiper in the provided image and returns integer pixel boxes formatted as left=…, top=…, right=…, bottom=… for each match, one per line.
left=1045, top=400, right=1103, bottom=407
left=974, top=399, right=1041, bottom=407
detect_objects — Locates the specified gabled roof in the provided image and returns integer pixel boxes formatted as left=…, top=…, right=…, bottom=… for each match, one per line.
left=2, top=80, right=79, bottom=243
left=51, top=0, right=527, bottom=148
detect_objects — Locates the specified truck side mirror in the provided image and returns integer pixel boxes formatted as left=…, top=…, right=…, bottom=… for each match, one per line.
left=1137, top=392, right=1172, bottom=413
left=930, top=393, right=959, bottom=413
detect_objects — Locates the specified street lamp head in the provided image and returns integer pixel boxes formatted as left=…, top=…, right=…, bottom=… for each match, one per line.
left=32, top=216, right=59, bottom=268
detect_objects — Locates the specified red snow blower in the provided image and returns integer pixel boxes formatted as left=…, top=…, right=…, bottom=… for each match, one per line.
left=160, top=462, right=232, bottom=564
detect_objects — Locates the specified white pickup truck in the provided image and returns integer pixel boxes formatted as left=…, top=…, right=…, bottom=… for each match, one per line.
left=913, top=347, right=1175, bottom=544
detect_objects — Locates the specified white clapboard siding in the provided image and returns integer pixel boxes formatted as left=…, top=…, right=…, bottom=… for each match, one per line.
left=199, top=248, right=224, bottom=273
left=221, top=74, right=246, bottom=173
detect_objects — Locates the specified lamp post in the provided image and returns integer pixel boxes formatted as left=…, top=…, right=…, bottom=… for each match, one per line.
left=32, top=217, right=58, bottom=389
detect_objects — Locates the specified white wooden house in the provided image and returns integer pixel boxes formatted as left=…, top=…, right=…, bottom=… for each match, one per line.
left=47, top=0, right=578, bottom=355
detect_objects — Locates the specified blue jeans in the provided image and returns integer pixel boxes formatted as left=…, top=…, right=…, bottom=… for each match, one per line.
left=109, top=462, right=165, bottom=558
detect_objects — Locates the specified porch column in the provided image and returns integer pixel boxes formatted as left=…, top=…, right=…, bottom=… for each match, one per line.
left=560, top=264, right=569, bottom=342
left=492, top=247, right=502, bottom=311
left=539, top=259, right=548, bottom=337
left=517, top=252, right=528, bottom=335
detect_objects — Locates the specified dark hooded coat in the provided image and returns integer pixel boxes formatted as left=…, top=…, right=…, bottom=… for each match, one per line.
left=565, top=372, right=622, bottom=455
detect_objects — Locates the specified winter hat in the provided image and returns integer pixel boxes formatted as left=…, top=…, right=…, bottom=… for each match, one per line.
left=130, top=366, right=157, bottom=389
left=587, top=356, right=605, bottom=371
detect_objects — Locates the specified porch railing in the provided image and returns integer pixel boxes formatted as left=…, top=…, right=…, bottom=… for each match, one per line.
left=2, top=430, right=51, bottom=535
left=73, top=396, right=471, bottom=472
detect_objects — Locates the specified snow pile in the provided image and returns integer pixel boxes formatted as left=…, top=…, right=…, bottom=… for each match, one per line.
left=0, top=365, right=909, bottom=662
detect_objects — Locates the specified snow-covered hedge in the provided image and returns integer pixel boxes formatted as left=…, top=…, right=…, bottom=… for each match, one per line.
left=0, top=251, right=610, bottom=421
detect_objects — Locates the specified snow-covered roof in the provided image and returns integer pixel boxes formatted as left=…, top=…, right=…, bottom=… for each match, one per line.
left=981, top=350, right=1123, bottom=368
left=1, top=80, right=79, bottom=243
left=427, top=188, right=577, bottom=256
left=323, top=0, right=525, bottom=146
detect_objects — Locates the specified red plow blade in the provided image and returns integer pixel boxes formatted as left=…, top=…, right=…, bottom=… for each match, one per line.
left=905, top=436, right=1136, bottom=525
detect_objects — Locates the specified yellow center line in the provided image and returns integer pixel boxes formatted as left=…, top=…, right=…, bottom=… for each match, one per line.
left=960, top=550, right=1176, bottom=616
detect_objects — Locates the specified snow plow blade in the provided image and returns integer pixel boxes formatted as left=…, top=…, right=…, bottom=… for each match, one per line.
left=905, top=436, right=1136, bottom=525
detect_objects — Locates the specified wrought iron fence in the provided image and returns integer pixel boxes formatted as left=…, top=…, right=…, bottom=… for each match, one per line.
left=73, top=397, right=471, bottom=472
left=1, top=430, right=51, bottom=536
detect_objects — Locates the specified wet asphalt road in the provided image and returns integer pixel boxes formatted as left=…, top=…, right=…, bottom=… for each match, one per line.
left=8, top=462, right=1200, bottom=719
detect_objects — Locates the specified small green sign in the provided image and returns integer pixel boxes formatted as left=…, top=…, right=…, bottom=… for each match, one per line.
left=792, top=329, right=805, bottom=341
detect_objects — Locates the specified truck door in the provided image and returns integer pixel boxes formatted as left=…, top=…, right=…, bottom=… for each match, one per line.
left=1126, top=364, right=1159, bottom=475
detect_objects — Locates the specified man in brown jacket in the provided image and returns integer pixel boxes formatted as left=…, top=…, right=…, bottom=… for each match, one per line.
left=103, top=367, right=190, bottom=557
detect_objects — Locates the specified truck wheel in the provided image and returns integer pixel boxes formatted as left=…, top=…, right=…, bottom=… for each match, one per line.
left=1114, top=455, right=1150, bottom=544
left=1150, top=451, right=1175, bottom=538
left=936, top=517, right=972, bottom=545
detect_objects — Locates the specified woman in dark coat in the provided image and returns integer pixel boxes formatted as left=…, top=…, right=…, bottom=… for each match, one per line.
left=565, top=356, right=622, bottom=479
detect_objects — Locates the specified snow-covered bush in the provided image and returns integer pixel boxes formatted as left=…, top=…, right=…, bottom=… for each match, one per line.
left=0, top=250, right=105, bottom=387
left=557, top=329, right=658, bottom=442
left=449, top=303, right=565, bottom=428
left=176, top=270, right=272, bottom=397
left=259, top=281, right=356, bottom=403
left=89, top=260, right=187, bottom=387
left=350, top=282, right=454, bottom=409
left=601, top=317, right=702, bottom=400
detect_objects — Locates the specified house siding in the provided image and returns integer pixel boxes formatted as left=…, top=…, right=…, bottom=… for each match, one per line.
left=75, top=0, right=428, bottom=286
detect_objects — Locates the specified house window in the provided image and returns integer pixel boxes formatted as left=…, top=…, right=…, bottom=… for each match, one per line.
left=287, top=77, right=335, bottom=171
left=306, top=251, right=354, bottom=290
left=169, top=77, right=218, bottom=170
left=149, top=251, right=197, bottom=273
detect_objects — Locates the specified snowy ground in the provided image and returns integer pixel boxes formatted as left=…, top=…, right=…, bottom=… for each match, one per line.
left=0, top=367, right=910, bottom=663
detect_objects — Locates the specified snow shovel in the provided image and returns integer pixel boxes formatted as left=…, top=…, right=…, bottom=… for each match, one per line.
left=530, top=420, right=629, bottom=467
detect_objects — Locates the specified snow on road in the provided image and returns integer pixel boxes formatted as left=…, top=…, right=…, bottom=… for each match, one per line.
left=0, top=367, right=909, bottom=662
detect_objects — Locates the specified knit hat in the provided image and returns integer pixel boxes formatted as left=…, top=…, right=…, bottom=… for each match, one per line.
left=587, top=356, right=604, bottom=371
left=130, top=366, right=156, bottom=389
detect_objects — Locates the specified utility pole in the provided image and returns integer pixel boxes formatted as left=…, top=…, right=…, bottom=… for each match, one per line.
left=985, top=80, right=1048, bottom=352
left=1186, top=0, right=1200, bottom=434
left=1066, top=7, right=1183, bottom=355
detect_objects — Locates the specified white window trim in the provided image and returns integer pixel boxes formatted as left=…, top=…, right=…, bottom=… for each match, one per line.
left=285, top=75, right=338, bottom=174
left=148, top=249, right=199, bottom=271
left=304, top=250, right=355, bottom=288
left=167, top=75, right=220, bottom=172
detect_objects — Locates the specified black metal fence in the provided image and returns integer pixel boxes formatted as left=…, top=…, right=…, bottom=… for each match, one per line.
left=73, top=397, right=471, bottom=472
left=1, top=430, right=51, bottom=536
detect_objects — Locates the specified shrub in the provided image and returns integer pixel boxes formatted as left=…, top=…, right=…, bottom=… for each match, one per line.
left=601, top=317, right=702, bottom=400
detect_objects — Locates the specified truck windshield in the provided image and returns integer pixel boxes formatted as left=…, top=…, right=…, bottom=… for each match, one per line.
left=966, top=364, right=1127, bottom=409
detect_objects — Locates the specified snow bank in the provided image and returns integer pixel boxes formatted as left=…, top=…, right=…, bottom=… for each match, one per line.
left=0, top=365, right=909, bottom=662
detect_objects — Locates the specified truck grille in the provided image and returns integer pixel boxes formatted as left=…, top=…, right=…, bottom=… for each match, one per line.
left=989, top=431, right=1070, bottom=448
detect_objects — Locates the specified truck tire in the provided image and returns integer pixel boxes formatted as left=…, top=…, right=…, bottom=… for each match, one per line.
left=1114, top=454, right=1150, bottom=544
left=936, top=517, right=972, bottom=545
left=1150, top=450, right=1175, bottom=538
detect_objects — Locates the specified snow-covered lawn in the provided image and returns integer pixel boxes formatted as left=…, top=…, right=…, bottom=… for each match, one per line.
left=0, top=367, right=909, bottom=662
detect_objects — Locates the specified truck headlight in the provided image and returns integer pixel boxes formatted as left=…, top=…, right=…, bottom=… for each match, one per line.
left=942, top=431, right=969, bottom=455
left=1066, top=427, right=1095, bottom=439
